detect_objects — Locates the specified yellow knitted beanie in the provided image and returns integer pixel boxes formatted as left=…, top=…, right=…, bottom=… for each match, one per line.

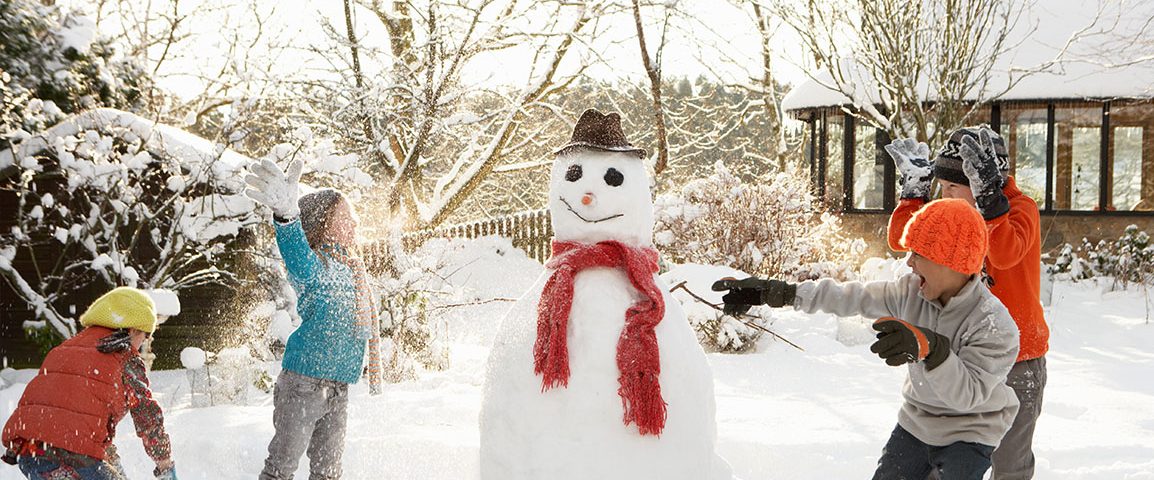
left=900, top=198, right=988, bottom=275
left=79, top=287, right=159, bottom=333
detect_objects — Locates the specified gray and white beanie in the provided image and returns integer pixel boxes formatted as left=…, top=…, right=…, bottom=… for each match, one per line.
left=933, top=125, right=1010, bottom=187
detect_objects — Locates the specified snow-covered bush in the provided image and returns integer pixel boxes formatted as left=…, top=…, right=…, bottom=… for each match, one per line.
left=0, top=0, right=148, bottom=146
left=371, top=231, right=451, bottom=383
left=182, top=346, right=264, bottom=407
left=654, top=161, right=865, bottom=282
left=662, top=263, right=772, bottom=353
left=1045, top=242, right=1093, bottom=281
left=0, top=109, right=261, bottom=344
left=1045, top=225, right=1154, bottom=287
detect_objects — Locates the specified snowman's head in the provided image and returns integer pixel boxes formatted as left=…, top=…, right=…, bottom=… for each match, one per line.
left=549, top=148, right=654, bottom=247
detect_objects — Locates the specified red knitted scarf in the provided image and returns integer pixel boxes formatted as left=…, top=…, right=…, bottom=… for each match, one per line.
left=535, top=239, right=668, bottom=436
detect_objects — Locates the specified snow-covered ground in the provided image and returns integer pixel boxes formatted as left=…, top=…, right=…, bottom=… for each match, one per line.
left=2, top=242, right=1153, bottom=479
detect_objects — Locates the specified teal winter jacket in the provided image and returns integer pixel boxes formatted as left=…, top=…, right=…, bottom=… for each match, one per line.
left=275, top=219, right=371, bottom=384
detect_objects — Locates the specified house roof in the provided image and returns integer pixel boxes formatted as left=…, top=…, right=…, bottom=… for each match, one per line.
left=781, top=0, right=1154, bottom=111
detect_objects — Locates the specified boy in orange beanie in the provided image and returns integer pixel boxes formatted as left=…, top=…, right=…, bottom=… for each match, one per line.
left=713, top=199, right=1021, bottom=480
left=887, top=126, right=1048, bottom=479
left=2, top=287, right=177, bottom=480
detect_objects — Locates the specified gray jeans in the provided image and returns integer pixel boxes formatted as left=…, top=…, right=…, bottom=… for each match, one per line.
left=259, top=369, right=349, bottom=480
left=991, top=356, right=1047, bottom=480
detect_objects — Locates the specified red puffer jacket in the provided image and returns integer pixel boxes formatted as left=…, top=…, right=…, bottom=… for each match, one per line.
left=2, top=326, right=133, bottom=459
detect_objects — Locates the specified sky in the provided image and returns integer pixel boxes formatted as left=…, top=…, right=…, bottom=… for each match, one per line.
left=66, top=0, right=811, bottom=102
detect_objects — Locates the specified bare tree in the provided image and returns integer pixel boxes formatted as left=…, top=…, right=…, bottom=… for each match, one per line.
left=297, top=0, right=603, bottom=229
left=774, top=0, right=1093, bottom=146
left=630, top=0, right=672, bottom=176
left=87, top=0, right=300, bottom=158
left=689, top=0, right=791, bottom=170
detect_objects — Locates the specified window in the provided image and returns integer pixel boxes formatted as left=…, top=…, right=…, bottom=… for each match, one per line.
left=805, top=101, right=1154, bottom=214
left=807, top=119, right=818, bottom=187
left=824, top=114, right=845, bottom=210
left=1113, top=127, right=1143, bottom=209
left=853, top=122, right=884, bottom=209
left=1053, top=105, right=1102, bottom=211
left=1000, top=106, right=1048, bottom=206
left=1109, top=102, right=1154, bottom=211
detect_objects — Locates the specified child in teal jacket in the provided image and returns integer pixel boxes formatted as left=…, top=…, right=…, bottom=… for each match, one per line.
left=246, top=159, right=382, bottom=480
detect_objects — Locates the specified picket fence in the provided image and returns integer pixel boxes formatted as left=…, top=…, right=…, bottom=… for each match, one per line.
left=365, top=208, right=555, bottom=266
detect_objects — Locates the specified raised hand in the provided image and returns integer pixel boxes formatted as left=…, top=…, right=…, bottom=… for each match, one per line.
left=959, top=129, right=1010, bottom=220
left=245, top=158, right=303, bottom=221
left=884, top=138, right=934, bottom=201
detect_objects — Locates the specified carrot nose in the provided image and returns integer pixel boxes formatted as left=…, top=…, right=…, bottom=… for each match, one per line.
left=581, top=193, right=594, bottom=205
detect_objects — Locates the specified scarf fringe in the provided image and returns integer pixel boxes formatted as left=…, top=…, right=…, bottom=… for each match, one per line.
left=618, top=371, right=668, bottom=436
left=321, top=244, right=383, bottom=393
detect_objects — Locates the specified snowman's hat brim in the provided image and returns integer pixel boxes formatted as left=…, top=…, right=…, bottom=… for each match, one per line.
left=554, top=109, right=647, bottom=159
left=554, top=142, right=647, bottom=158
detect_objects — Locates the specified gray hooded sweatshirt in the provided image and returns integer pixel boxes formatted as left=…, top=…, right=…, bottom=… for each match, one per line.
left=794, top=273, right=1020, bottom=448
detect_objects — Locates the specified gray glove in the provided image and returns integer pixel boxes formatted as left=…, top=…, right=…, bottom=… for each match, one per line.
left=960, top=130, right=1010, bottom=220
left=245, top=158, right=302, bottom=221
left=883, top=138, right=934, bottom=201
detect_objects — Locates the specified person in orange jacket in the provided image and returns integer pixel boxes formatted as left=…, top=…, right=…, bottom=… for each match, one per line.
left=2, top=287, right=177, bottom=480
left=885, top=126, right=1048, bottom=479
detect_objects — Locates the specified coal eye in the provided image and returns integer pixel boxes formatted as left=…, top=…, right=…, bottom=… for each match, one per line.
left=604, top=168, right=624, bottom=187
left=565, top=164, right=583, bottom=182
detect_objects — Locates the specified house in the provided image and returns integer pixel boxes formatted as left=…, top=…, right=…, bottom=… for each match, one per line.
left=782, top=0, right=1154, bottom=255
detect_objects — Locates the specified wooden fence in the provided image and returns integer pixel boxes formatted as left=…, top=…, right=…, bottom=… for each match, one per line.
left=367, top=208, right=555, bottom=265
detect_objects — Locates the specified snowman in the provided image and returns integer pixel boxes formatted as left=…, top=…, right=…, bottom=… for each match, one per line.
left=479, top=109, right=732, bottom=479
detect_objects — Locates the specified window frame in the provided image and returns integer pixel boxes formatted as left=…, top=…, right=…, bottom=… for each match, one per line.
left=803, top=100, right=1154, bottom=216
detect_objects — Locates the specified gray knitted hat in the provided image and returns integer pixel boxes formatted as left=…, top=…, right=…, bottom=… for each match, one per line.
left=299, top=189, right=345, bottom=245
left=933, top=125, right=1009, bottom=186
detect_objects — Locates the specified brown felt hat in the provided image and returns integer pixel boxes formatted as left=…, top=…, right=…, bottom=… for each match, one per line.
left=554, top=109, right=647, bottom=158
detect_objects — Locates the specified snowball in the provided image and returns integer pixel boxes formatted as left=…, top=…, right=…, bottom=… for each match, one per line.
left=268, top=310, right=295, bottom=344
left=181, top=347, right=207, bottom=369
left=145, top=288, right=181, bottom=317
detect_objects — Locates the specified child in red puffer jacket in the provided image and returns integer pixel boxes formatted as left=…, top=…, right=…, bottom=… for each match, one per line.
left=2, top=287, right=177, bottom=480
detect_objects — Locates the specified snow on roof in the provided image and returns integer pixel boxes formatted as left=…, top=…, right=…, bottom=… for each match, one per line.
left=781, top=0, right=1154, bottom=111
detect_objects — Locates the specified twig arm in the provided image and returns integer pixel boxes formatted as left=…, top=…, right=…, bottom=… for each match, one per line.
left=669, top=281, right=805, bottom=352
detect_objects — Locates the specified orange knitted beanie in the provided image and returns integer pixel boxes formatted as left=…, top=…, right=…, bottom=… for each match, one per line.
left=900, top=198, right=988, bottom=274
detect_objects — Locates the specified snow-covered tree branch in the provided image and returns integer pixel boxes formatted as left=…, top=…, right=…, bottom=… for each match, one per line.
left=0, top=108, right=261, bottom=341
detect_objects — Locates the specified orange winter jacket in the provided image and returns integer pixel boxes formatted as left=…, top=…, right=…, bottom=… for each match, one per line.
left=888, top=177, right=1049, bottom=362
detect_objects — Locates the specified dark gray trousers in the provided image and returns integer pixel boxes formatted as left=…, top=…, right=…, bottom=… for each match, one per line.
left=259, top=370, right=349, bottom=480
left=991, top=356, right=1047, bottom=480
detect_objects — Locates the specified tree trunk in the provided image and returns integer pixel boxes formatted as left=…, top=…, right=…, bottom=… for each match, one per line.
left=631, top=0, right=670, bottom=177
